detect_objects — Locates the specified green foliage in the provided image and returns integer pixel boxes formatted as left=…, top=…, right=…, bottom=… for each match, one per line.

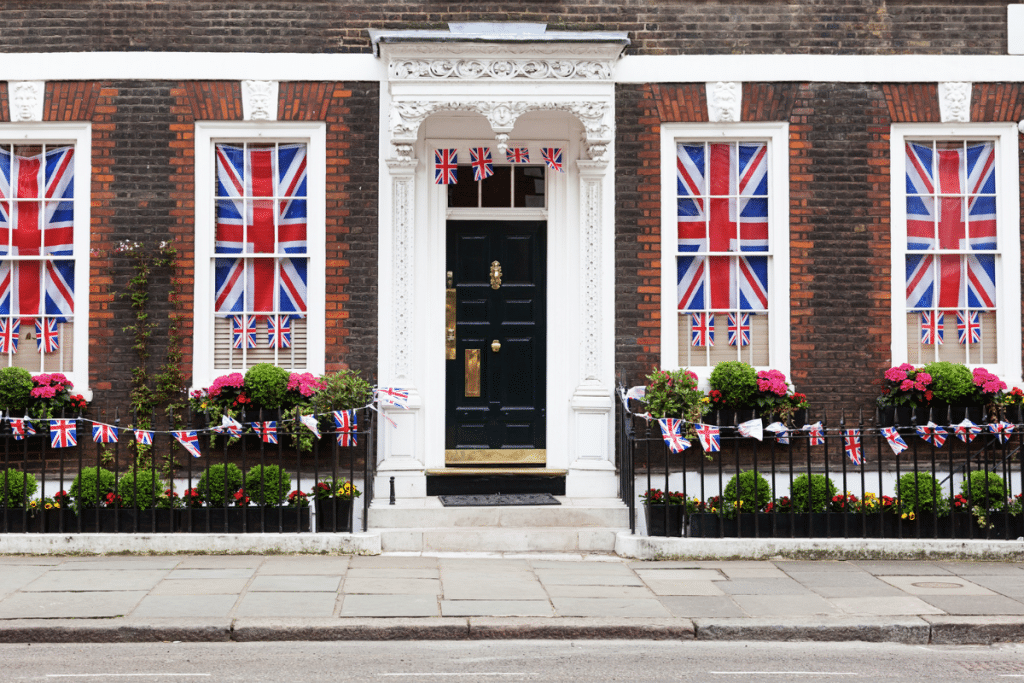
left=961, top=470, right=1006, bottom=511
left=722, top=470, right=772, bottom=517
left=197, top=463, right=244, bottom=507
left=117, top=469, right=167, bottom=511
left=896, top=472, right=950, bottom=515
left=790, top=473, right=838, bottom=513
left=69, top=467, right=116, bottom=508
left=311, top=370, right=374, bottom=413
left=244, top=464, right=291, bottom=507
left=243, top=364, right=291, bottom=410
left=922, top=362, right=975, bottom=404
left=0, top=367, right=33, bottom=412
left=0, top=469, right=38, bottom=508
left=708, top=361, right=758, bottom=409
left=643, top=368, right=709, bottom=422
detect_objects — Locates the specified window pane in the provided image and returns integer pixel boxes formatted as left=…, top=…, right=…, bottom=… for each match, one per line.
left=513, top=166, right=545, bottom=208
left=43, top=201, right=74, bottom=255
left=480, top=165, right=511, bottom=207
left=447, top=166, right=478, bottom=207
left=677, top=255, right=705, bottom=311
left=905, top=311, right=998, bottom=366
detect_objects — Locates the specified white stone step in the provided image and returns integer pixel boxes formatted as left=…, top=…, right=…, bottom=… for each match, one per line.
left=368, top=497, right=629, bottom=529
left=378, top=526, right=621, bottom=553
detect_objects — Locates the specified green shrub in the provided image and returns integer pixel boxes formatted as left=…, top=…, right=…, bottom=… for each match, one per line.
left=722, top=470, right=772, bottom=517
left=197, top=463, right=244, bottom=507
left=244, top=464, right=291, bottom=507
left=897, top=472, right=950, bottom=515
left=117, top=469, right=167, bottom=511
left=0, top=367, right=34, bottom=413
left=790, top=473, right=838, bottom=513
left=243, top=364, right=291, bottom=410
left=922, top=362, right=974, bottom=404
left=0, top=469, right=38, bottom=508
left=961, top=470, right=1006, bottom=511
left=69, top=467, right=116, bottom=508
left=709, top=361, right=757, bottom=409
left=643, top=368, right=708, bottom=422
left=311, top=370, right=373, bottom=413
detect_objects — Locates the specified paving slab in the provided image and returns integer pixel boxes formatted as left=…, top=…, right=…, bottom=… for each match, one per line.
left=22, top=569, right=168, bottom=592
left=256, top=557, right=351, bottom=575
left=781, top=571, right=893, bottom=587
left=640, top=580, right=725, bottom=597
left=344, top=577, right=441, bottom=595
left=730, top=594, right=842, bottom=617
left=534, top=571, right=643, bottom=586
left=852, top=561, right=952, bottom=575
left=442, top=580, right=548, bottom=601
left=339, top=594, right=439, bottom=617
left=804, top=583, right=908, bottom=599
left=150, top=579, right=249, bottom=596
left=248, top=574, right=342, bottom=592
left=441, top=600, right=554, bottom=617
left=830, top=596, right=946, bottom=616
left=59, top=558, right=182, bottom=570
left=657, top=596, right=746, bottom=618
left=693, top=616, right=931, bottom=643
left=346, top=568, right=439, bottom=579
left=0, top=591, right=147, bottom=619
left=175, top=556, right=264, bottom=568
left=441, top=558, right=532, bottom=571
left=935, top=561, right=1024, bottom=576
left=0, top=557, right=63, bottom=566
left=719, top=565, right=789, bottom=579
left=551, top=597, right=672, bottom=618
left=130, top=594, right=238, bottom=619
left=349, top=555, right=438, bottom=569
left=717, top=578, right=813, bottom=595
left=877, top=575, right=997, bottom=596
left=774, top=560, right=867, bottom=573
left=634, top=569, right=725, bottom=582
left=234, top=591, right=337, bottom=618
left=919, top=595, right=1024, bottom=615
left=542, top=584, right=655, bottom=599
left=0, top=567, right=51, bottom=594
left=959, top=575, right=1024, bottom=597
left=164, top=568, right=256, bottom=580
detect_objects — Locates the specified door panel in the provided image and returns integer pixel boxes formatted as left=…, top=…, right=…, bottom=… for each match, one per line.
left=446, top=221, right=546, bottom=461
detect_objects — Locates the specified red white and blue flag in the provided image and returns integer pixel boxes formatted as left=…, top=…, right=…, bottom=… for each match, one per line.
left=727, top=312, right=750, bottom=346
left=49, top=419, right=76, bottom=448
left=333, top=409, right=358, bottom=446
left=172, top=430, right=202, bottom=458
left=9, top=417, right=34, bottom=440
left=469, top=147, right=494, bottom=181
left=843, top=428, right=863, bottom=465
left=232, top=315, right=257, bottom=349
left=36, top=317, right=59, bottom=353
left=0, top=318, right=18, bottom=353
left=254, top=421, right=277, bottom=444
left=765, top=421, right=789, bottom=444
left=989, top=420, right=1014, bottom=444
left=905, top=142, right=997, bottom=313
left=214, top=143, right=308, bottom=317
left=694, top=423, right=720, bottom=452
left=676, top=143, right=769, bottom=314
left=506, top=147, right=530, bottom=163
left=957, top=310, right=981, bottom=344
left=0, top=146, right=76, bottom=324
left=954, top=418, right=982, bottom=443
left=213, top=414, right=243, bottom=437
left=880, top=427, right=908, bottom=454
left=920, top=311, right=943, bottom=345
left=916, top=421, right=947, bottom=447
left=299, top=413, right=320, bottom=439
left=376, top=387, right=409, bottom=410
left=541, top=148, right=563, bottom=172
left=92, top=423, right=118, bottom=444
left=267, top=314, right=291, bottom=349
left=134, top=429, right=153, bottom=446
left=657, top=417, right=691, bottom=453
left=434, top=148, right=458, bottom=185
left=805, top=422, right=824, bottom=446
left=691, top=312, right=714, bottom=347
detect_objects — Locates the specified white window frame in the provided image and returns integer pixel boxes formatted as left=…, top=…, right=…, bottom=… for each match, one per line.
left=889, top=123, right=1022, bottom=386
left=0, top=123, right=91, bottom=398
left=659, top=122, right=790, bottom=385
left=192, top=121, right=326, bottom=389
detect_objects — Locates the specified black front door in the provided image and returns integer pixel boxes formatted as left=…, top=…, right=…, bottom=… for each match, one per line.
left=445, top=221, right=546, bottom=464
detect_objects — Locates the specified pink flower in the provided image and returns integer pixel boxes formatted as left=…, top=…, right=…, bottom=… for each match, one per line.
left=30, top=386, right=58, bottom=399
left=972, top=367, right=1006, bottom=394
left=287, top=372, right=326, bottom=398
left=915, top=372, right=931, bottom=386
left=209, top=373, right=245, bottom=398
left=884, top=367, right=908, bottom=382
left=900, top=379, right=915, bottom=392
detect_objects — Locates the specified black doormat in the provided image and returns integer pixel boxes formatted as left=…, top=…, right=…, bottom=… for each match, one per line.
left=438, top=493, right=562, bottom=507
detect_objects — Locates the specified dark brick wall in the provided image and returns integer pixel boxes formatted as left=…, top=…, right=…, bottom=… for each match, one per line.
left=615, top=81, right=1024, bottom=417
left=0, top=1, right=1013, bottom=56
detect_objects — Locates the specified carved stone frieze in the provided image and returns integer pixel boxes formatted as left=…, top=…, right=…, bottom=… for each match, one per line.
left=578, top=170, right=603, bottom=382
left=390, top=58, right=613, bottom=81
left=386, top=158, right=417, bottom=381
left=8, top=81, right=45, bottom=122
left=241, top=80, right=278, bottom=121
left=938, top=82, right=972, bottom=123
left=706, top=81, right=742, bottom=123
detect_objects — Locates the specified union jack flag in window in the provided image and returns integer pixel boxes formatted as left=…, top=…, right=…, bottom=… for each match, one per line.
left=267, top=314, right=291, bottom=349
left=691, top=312, right=713, bottom=347
left=957, top=309, right=981, bottom=344
left=727, top=312, right=750, bottom=347
left=214, top=143, right=307, bottom=322
left=920, top=311, right=943, bottom=345
left=0, top=318, right=18, bottom=354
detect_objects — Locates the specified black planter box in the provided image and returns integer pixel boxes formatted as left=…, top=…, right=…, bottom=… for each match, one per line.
left=687, top=512, right=722, bottom=538
left=882, top=512, right=950, bottom=538
left=315, top=498, right=353, bottom=533
left=73, top=508, right=177, bottom=533
left=990, top=513, right=1024, bottom=540
left=789, top=513, right=867, bottom=538
left=643, top=504, right=684, bottom=537
left=179, top=507, right=310, bottom=533
left=721, top=513, right=774, bottom=538
left=878, top=406, right=931, bottom=428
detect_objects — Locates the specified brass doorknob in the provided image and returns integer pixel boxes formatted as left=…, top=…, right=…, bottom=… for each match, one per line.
left=491, top=340, right=501, bottom=353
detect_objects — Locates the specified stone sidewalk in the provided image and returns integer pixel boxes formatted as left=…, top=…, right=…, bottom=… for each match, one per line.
left=0, top=553, right=1022, bottom=644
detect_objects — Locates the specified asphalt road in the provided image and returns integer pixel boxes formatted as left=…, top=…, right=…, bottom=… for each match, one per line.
left=1, top=640, right=1023, bottom=682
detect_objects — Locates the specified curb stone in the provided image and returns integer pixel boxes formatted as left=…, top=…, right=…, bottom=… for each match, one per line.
left=230, top=618, right=472, bottom=641
left=0, top=619, right=232, bottom=643
left=924, top=615, right=1024, bottom=645
left=692, top=616, right=931, bottom=644
left=467, top=617, right=695, bottom=640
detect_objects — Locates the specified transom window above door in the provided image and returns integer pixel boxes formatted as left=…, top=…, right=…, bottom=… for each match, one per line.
left=447, top=165, right=546, bottom=209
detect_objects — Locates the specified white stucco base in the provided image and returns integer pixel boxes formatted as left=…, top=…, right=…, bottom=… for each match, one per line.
left=0, top=533, right=382, bottom=556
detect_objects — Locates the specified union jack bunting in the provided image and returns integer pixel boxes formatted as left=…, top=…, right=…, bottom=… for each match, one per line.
left=727, top=312, right=750, bottom=347
left=469, top=147, right=494, bottom=182
left=506, top=147, right=530, bottom=163
left=954, top=418, right=982, bottom=443
left=299, top=413, right=321, bottom=439
left=0, top=146, right=76, bottom=324
left=541, top=148, right=563, bottom=172
left=657, top=418, right=691, bottom=453
left=9, top=417, right=34, bottom=440
left=134, top=429, right=153, bottom=446
left=920, top=311, right=943, bottom=345
left=905, top=142, right=997, bottom=313
left=691, top=312, right=714, bottom=347
left=253, top=421, right=278, bottom=444
left=957, top=310, right=981, bottom=344
left=214, top=143, right=308, bottom=317
left=880, top=427, right=908, bottom=455
left=694, top=423, right=720, bottom=452
left=624, top=386, right=647, bottom=403
left=232, top=315, right=257, bottom=350
left=737, top=418, right=763, bottom=441
left=376, top=387, right=409, bottom=409
left=765, top=421, right=789, bottom=444
left=49, top=419, right=76, bottom=448
left=35, top=317, right=59, bottom=353
left=804, top=422, right=824, bottom=446
left=267, top=314, right=291, bottom=349
left=676, top=142, right=769, bottom=314
left=843, top=428, right=863, bottom=466
left=333, top=409, right=358, bottom=447
left=434, top=148, right=458, bottom=185
left=91, top=423, right=118, bottom=444
left=172, top=430, right=202, bottom=458
left=0, top=318, right=18, bottom=353
left=916, top=421, right=947, bottom=447
left=989, top=420, right=1014, bottom=444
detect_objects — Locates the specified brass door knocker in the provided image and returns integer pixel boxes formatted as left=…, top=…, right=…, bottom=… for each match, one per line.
left=490, top=261, right=502, bottom=289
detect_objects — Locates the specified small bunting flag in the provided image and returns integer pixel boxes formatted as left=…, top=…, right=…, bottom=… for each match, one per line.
left=691, top=312, right=714, bottom=347
left=957, top=310, right=981, bottom=344
left=232, top=315, right=257, bottom=350
left=540, top=147, right=563, bottom=172
left=694, top=423, right=720, bottom=452
left=506, top=147, right=530, bottom=163
left=172, top=430, right=202, bottom=458
left=214, top=414, right=243, bottom=437
left=299, top=414, right=321, bottom=439
left=954, top=418, right=982, bottom=443
left=9, top=418, right=35, bottom=440
left=49, top=419, right=76, bottom=448
left=880, top=427, right=908, bottom=454
left=91, top=423, right=118, bottom=444
left=916, top=421, right=947, bottom=447
left=36, top=318, right=59, bottom=353
left=134, top=429, right=153, bottom=446
left=737, top=418, right=763, bottom=441
left=727, top=313, right=750, bottom=347
left=843, top=428, right=863, bottom=465
left=254, top=421, right=278, bottom=444
left=469, top=147, right=494, bottom=181
left=434, top=148, right=458, bottom=185
left=268, top=315, right=291, bottom=349
left=921, top=311, right=943, bottom=345
left=333, top=410, right=358, bottom=447
left=376, top=387, right=409, bottom=409
left=765, top=421, right=789, bottom=445
left=657, top=417, right=690, bottom=453
left=0, top=319, right=19, bottom=354
left=989, top=421, right=1015, bottom=444
left=804, top=422, right=824, bottom=446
